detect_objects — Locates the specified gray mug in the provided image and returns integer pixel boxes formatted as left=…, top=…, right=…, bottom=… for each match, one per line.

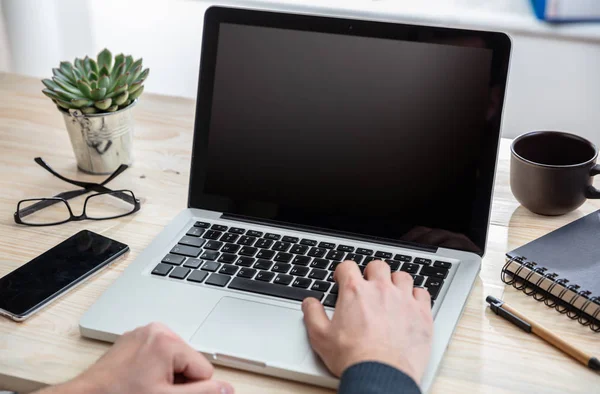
left=510, top=131, right=600, bottom=216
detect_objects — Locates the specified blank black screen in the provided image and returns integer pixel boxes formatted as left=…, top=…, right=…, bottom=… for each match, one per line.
left=0, top=230, right=127, bottom=316
left=191, top=10, right=509, bottom=254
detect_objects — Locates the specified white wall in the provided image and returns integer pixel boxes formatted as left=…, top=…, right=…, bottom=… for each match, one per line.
left=3, top=0, right=600, bottom=144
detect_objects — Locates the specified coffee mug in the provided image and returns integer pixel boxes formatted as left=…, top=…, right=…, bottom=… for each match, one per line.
left=510, top=131, right=600, bottom=216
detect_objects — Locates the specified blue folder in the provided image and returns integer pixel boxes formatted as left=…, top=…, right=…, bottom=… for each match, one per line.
left=531, top=0, right=600, bottom=23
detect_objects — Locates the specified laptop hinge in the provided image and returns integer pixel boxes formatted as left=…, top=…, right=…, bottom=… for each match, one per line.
left=220, top=213, right=438, bottom=253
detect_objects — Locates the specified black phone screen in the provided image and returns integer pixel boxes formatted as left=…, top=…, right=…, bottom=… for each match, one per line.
left=0, top=230, right=128, bottom=318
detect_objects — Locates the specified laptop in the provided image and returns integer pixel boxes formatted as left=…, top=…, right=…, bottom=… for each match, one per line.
left=81, top=5, right=511, bottom=392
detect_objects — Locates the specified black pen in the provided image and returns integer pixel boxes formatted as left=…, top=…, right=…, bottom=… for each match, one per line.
left=486, top=295, right=599, bottom=371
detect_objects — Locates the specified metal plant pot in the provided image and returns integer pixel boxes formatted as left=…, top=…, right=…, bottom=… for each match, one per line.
left=60, top=100, right=137, bottom=174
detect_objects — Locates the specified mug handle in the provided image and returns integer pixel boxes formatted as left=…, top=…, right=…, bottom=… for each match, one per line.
left=585, top=164, right=600, bottom=199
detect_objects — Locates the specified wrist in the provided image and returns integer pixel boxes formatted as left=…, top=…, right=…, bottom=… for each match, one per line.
left=36, top=377, right=107, bottom=394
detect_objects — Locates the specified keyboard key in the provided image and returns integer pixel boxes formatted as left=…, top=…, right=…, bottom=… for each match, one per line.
left=292, top=256, right=311, bottom=266
left=274, top=274, right=293, bottom=286
left=323, top=294, right=337, bottom=307
left=183, top=258, right=202, bottom=269
left=229, top=277, right=324, bottom=301
left=345, top=253, right=364, bottom=264
left=274, top=252, right=293, bottom=263
left=239, top=246, right=258, bottom=257
left=300, top=239, right=317, bottom=246
left=292, top=277, right=312, bottom=289
left=375, top=251, right=392, bottom=259
left=200, top=250, right=219, bottom=261
left=162, top=254, right=185, bottom=266
left=179, top=236, right=206, bottom=248
left=400, top=263, right=419, bottom=274
left=337, top=244, right=354, bottom=252
left=310, top=258, right=330, bottom=269
left=204, top=240, right=224, bottom=251
left=412, top=274, right=425, bottom=287
left=222, top=243, right=241, bottom=254
left=236, top=257, right=256, bottom=267
left=203, top=230, right=222, bottom=240
left=211, top=224, right=228, bottom=231
left=272, top=241, right=291, bottom=252
left=219, top=265, right=239, bottom=276
left=327, top=272, right=335, bottom=282
left=201, top=261, right=220, bottom=272
left=331, top=283, right=339, bottom=294
left=395, top=254, right=412, bottom=262
left=169, top=267, right=191, bottom=280
left=309, top=269, right=328, bottom=280
left=386, top=259, right=401, bottom=271
left=415, top=257, right=432, bottom=265
left=256, top=271, right=275, bottom=282
left=356, top=248, right=373, bottom=255
left=358, top=265, right=366, bottom=274
left=308, top=247, right=327, bottom=258
left=425, top=277, right=444, bottom=300
left=206, top=273, right=231, bottom=287
left=290, top=262, right=310, bottom=275
left=256, top=249, right=276, bottom=260
left=319, top=242, right=335, bottom=249
left=330, top=261, right=343, bottom=271
left=229, top=227, right=246, bottom=234
left=220, top=233, right=239, bottom=243
left=282, top=236, right=299, bottom=243
left=187, top=270, right=208, bottom=283
left=152, top=263, right=172, bottom=276
left=237, top=268, right=257, bottom=279
left=254, top=259, right=273, bottom=270
left=420, top=266, right=449, bottom=279
left=265, top=233, right=281, bottom=240
left=171, top=245, right=201, bottom=257
left=434, top=261, right=452, bottom=269
left=218, top=253, right=237, bottom=264
left=363, top=256, right=377, bottom=265
left=194, top=221, right=210, bottom=228
left=290, top=244, right=309, bottom=255
left=326, top=250, right=345, bottom=261
left=186, top=227, right=205, bottom=237
left=247, top=230, right=263, bottom=237
left=255, top=239, right=274, bottom=249
left=311, top=281, right=331, bottom=292
left=272, top=263, right=292, bottom=273
left=237, top=236, right=256, bottom=246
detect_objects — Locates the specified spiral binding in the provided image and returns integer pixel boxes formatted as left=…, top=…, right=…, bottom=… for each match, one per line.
left=501, top=255, right=600, bottom=332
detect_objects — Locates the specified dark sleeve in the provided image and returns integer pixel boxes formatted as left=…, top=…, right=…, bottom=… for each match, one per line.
left=338, top=362, right=422, bottom=394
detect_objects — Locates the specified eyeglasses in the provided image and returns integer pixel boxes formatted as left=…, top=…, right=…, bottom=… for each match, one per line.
left=14, top=157, right=141, bottom=226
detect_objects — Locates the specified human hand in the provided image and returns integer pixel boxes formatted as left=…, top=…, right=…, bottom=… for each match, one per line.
left=37, top=322, right=233, bottom=394
left=302, top=260, right=433, bottom=384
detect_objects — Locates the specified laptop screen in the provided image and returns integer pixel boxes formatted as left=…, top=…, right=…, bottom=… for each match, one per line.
left=190, top=8, right=511, bottom=255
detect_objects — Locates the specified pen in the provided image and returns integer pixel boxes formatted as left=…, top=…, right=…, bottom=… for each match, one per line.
left=486, top=295, right=599, bottom=371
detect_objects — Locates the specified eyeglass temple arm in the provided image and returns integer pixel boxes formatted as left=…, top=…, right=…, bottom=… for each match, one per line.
left=16, top=189, right=88, bottom=218
left=34, top=157, right=128, bottom=188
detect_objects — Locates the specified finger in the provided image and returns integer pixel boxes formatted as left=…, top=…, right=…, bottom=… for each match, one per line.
left=301, top=297, right=331, bottom=351
left=364, top=260, right=391, bottom=282
left=172, top=379, right=234, bottom=394
left=413, top=286, right=431, bottom=306
left=333, top=260, right=363, bottom=287
left=391, top=271, right=414, bottom=295
left=171, top=340, right=215, bottom=381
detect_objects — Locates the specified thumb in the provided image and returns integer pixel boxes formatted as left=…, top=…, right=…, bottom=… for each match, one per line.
left=171, top=379, right=234, bottom=394
left=301, top=297, right=330, bottom=351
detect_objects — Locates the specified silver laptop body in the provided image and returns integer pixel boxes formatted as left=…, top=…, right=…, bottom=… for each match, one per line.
left=81, top=5, right=511, bottom=392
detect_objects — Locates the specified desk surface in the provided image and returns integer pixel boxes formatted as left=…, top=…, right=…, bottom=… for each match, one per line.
left=0, top=72, right=598, bottom=393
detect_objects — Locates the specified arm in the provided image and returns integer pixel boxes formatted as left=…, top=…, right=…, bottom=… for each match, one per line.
left=302, top=260, right=433, bottom=394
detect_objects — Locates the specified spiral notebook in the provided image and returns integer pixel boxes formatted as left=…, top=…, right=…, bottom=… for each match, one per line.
left=503, top=210, right=600, bottom=332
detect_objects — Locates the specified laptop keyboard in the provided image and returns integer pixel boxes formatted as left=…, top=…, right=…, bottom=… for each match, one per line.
left=151, top=221, right=453, bottom=308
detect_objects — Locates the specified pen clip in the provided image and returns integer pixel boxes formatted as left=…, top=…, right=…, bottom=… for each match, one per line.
left=489, top=298, right=532, bottom=333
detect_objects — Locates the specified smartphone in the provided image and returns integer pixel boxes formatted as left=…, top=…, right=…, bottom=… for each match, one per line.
left=0, top=230, right=128, bottom=321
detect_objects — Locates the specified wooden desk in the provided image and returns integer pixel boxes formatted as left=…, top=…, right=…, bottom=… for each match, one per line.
left=0, top=72, right=598, bottom=393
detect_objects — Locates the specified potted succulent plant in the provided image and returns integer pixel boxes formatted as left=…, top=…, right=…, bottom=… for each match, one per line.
left=42, top=49, right=149, bottom=174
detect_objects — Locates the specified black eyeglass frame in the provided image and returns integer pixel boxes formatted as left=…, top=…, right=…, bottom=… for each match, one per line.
left=14, top=157, right=141, bottom=226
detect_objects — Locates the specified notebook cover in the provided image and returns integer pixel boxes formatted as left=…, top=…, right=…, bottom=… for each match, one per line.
left=507, top=210, right=600, bottom=296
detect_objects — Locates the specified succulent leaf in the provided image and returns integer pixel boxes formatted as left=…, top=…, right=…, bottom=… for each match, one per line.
left=114, top=90, right=129, bottom=106
left=110, top=62, right=125, bottom=82
left=90, top=87, right=107, bottom=100
left=125, top=55, right=133, bottom=71
left=129, top=85, right=144, bottom=100
left=128, top=80, right=142, bottom=94
left=72, top=67, right=85, bottom=83
left=99, top=66, right=110, bottom=78
left=97, top=49, right=112, bottom=72
left=74, top=58, right=85, bottom=75
left=114, top=54, right=125, bottom=67
left=52, top=77, right=81, bottom=95
left=59, top=61, right=73, bottom=76
left=42, top=78, right=60, bottom=91
left=106, top=84, right=128, bottom=98
left=135, top=68, right=150, bottom=83
left=90, top=81, right=98, bottom=90
left=94, top=98, right=112, bottom=110
left=98, top=75, right=110, bottom=90
left=76, top=80, right=92, bottom=98
left=81, top=106, right=97, bottom=114
left=71, top=98, right=94, bottom=107
left=42, top=88, right=62, bottom=101
left=106, top=104, right=119, bottom=112
left=52, top=67, right=76, bottom=84
left=89, top=72, right=98, bottom=81
left=83, top=56, right=92, bottom=74
left=89, top=58, right=99, bottom=74
left=127, top=65, right=142, bottom=85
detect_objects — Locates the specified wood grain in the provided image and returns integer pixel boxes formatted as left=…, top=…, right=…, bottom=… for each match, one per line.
left=1, top=73, right=599, bottom=393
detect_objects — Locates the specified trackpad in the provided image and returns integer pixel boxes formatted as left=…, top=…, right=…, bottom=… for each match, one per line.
left=190, top=297, right=311, bottom=366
